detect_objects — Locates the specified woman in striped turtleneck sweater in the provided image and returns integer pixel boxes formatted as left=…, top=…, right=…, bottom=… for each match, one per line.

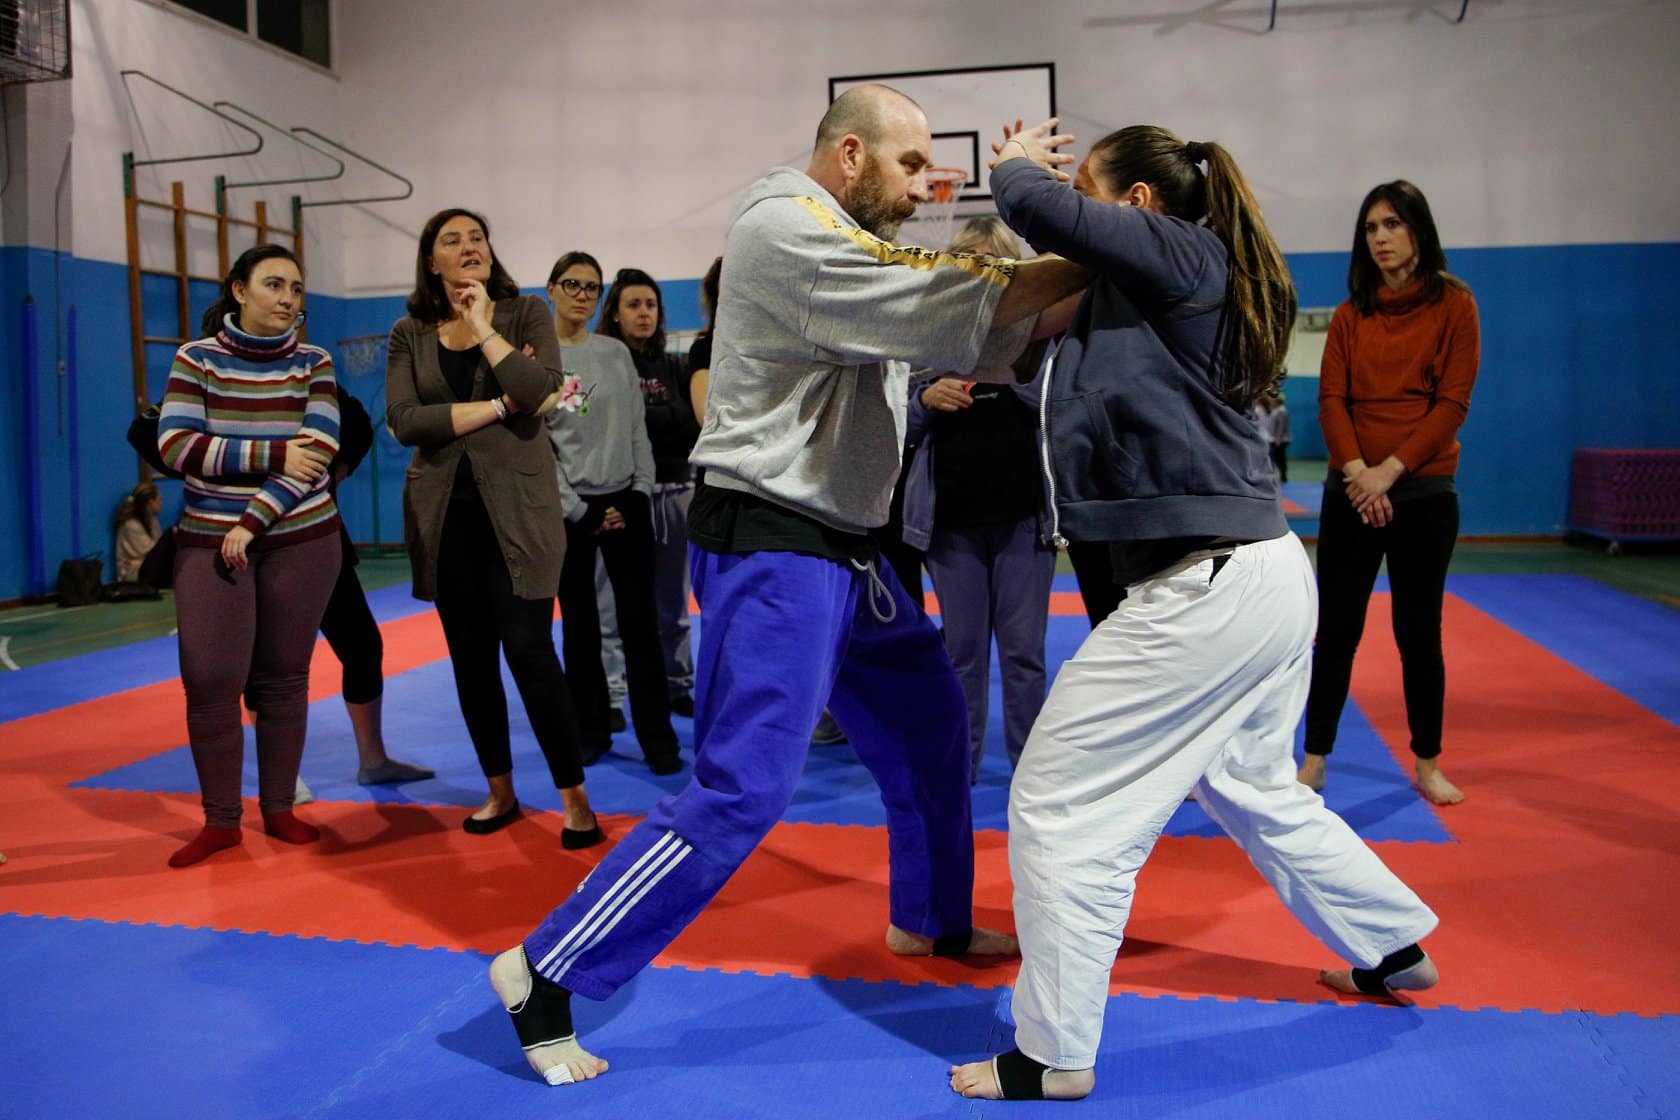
left=156, top=244, right=342, bottom=868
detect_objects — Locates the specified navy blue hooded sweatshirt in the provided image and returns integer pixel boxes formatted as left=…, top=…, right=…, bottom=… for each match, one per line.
left=991, top=159, right=1285, bottom=567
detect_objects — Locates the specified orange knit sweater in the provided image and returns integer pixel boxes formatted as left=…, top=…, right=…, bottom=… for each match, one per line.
left=1318, top=278, right=1480, bottom=478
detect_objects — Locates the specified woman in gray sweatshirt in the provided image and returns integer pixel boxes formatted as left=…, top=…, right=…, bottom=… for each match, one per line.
left=543, top=251, right=681, bottom=775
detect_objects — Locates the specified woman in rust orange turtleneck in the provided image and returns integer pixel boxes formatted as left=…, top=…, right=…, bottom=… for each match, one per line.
left=1299, top=180, right=1479, bottom=806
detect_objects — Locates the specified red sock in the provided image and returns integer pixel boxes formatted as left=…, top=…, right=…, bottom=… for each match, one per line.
left=262, top=810, right=320, bottom=845
left=168, top=825, right=243, bottom=868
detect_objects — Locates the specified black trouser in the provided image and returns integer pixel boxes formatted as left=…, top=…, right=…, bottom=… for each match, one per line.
left=1304, top=487, right=1459, bottom=760
left=1271, top=441, right=1290, bottom=482
left=558, top=489, right=679, bottom=763
left=433, top=495, right=585, bottom=788
left=319, top=537, right=382, bottom=704
left=1067, top=538, right=1124, bottom=628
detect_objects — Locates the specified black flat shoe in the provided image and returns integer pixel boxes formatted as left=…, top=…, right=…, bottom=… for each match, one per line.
left=646, top=754, right=683, bottom=776
left=561, top=818, right=604, bottom=850
left=462, top=801, right=521, bottom=835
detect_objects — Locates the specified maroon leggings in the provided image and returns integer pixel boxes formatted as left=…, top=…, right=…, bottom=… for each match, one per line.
left=173, top=533, right=341, bottom=827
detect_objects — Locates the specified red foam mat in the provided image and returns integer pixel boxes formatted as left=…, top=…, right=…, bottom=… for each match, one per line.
left=2, top=592, right=1677, bottom=1017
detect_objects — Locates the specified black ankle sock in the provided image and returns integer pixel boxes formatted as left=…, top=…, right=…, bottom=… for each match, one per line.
left=1350, top=943, right=1427, bottom=996
left=509, top=964, right=575, bottom=1050
left=993, top=1049, right=1049, bottom=1100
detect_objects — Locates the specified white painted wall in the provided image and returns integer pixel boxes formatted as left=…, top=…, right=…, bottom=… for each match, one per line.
left=321, top=0, right=1680, bottom=298
left=21, top=0, right=1680, bottom=296
left=50, top=0, right=348, bottom=290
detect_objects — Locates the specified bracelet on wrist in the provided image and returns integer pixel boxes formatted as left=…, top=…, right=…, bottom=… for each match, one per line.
left=476, top=330, right=503, bottom=348
left=489, top=397, right=508, bottom=421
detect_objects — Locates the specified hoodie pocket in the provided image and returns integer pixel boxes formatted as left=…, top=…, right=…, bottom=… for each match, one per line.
left=1049, top=391, right=1136, bottom=501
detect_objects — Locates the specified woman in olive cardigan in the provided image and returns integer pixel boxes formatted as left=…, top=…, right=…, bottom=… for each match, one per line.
left=387, top=207, right=600, bottom=847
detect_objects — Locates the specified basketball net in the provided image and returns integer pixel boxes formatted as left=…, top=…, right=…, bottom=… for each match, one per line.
left=906, top=167, right=968, bottom=251
left=336, top=333, right=387, bottom=379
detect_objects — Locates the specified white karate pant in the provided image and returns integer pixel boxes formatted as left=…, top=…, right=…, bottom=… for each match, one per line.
left=1007, top=534, right=1438, bottom=1069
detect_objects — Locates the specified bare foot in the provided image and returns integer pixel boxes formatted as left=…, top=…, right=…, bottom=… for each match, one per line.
left=886, top=924, right=1019, bottom=957
left=489, top=947, right=608, bottom=1086
left=948, top=1056, right=1095, bottom=1100
left=1415, top=759, right=1464, bottom=805
left=1297, top=754, right=1326, bottom=791
left=1319, top=954, right=1439, bottom=1002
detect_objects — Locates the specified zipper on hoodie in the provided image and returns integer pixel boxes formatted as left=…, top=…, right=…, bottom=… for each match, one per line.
left=1037, top=339, right=1068, bottom=550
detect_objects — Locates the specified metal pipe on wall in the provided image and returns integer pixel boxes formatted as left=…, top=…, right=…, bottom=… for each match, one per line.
left=20, top=297, right=45, bottom=596
left=66, top=303, right=80, bottom=557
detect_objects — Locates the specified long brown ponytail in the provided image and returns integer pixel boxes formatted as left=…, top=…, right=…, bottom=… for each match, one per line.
left=1089, top=127, right=1296, bottom=408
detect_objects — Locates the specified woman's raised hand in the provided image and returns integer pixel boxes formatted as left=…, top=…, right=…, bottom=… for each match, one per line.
left=991, top=117, right=1077, bottom=181
left=455, top=279, right=496, bottom=339
left=282, top=438, right=331, bottom=483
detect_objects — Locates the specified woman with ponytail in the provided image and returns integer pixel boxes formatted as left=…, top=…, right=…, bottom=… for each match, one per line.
left=157, top=244, right=341, bottom=868
left=949, top=124, right=1439, bottom=1101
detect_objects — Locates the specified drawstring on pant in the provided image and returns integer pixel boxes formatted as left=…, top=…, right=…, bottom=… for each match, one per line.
left=851, top=557, right=898, bottom=624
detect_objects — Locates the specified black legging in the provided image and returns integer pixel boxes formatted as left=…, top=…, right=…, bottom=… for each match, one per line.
left=319, top=537, right=382, bottom=704
left=1304, top=486, right=1459, bottom=760
left=433, top=494, right=586, bottom=788
left=558, top=489, right=679, bottom=764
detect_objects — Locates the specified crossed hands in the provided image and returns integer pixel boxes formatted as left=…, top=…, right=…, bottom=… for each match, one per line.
left=989, top=117, right=1077, bottom=182
left=1342, top=458, right=1401, bottom=527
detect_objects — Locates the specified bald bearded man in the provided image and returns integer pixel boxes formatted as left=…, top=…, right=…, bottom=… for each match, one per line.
left=488, top=84, right=1089, bottom=1087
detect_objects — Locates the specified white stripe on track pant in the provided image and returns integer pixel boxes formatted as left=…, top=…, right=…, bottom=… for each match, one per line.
left=1007, top=533, right=1438, bottom=1069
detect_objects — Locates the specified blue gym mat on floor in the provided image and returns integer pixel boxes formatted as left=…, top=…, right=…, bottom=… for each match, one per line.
left=1445, top=574, right=1680, bottom=726
left=73, top=609, right=1451, bottom=842
left=3, top=913, right=1673, bottom=1120
left=0, top=583, right=429, bottom=725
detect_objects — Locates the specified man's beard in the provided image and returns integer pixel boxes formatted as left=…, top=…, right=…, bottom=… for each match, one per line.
left=846, top=155, right=917, bottom=241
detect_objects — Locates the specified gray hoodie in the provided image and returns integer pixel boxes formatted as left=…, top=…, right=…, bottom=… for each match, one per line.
left=689, top=167, right=1013, bottom=535
left=544, top=332, right=654, bottom=521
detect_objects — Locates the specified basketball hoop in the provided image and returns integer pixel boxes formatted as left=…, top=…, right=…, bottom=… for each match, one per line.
left=908, top=167, right=969, bottom=250
left=336, top=333, right=387, bottom=379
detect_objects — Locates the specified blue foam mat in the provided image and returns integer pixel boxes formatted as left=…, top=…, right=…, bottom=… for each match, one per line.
left=1445, top=573, right=1680, bottom=727
left=2, top=914, right=1674, bottom=1119
left=0, top=583, right=430, bottom=725
left=1281, top=480, right=1325, bottom=516
left=73, top=610, right=1449, bottom=842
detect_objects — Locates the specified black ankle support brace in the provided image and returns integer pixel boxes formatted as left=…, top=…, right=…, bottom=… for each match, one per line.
left=931, top=930, right=973, bottom=957
left=1350, top=943, right=1427, bottom=996
left=993, top=1049, right=1049, bottom=1100
left=508, top=965, right=576, bottom=1051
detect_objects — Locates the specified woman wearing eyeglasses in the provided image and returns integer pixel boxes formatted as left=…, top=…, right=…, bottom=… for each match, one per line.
left=544, top=252, right=683, bottom=774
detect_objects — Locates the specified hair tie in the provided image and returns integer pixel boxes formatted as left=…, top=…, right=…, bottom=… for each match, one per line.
left=1184, top=140, right=1206, bottom=164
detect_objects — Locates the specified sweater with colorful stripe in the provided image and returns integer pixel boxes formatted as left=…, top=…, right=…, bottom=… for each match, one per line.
left=158, top=317, right=341, bottom=550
